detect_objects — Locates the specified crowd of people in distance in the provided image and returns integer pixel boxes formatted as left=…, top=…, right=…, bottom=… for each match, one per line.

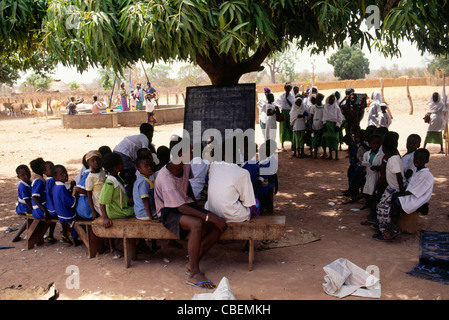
left=68, top=81, right=158, bottom=126
left=13, top=123, right=278, bottom=289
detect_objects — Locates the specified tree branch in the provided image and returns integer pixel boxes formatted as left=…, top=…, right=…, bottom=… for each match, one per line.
left=382, top=0, right=400, bottom=19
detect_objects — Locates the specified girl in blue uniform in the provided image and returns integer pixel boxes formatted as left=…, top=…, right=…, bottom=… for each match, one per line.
left=44, top=161, right=57, bottom=243
left=12, top=165, right=33, bottom=242
left=30, top=158, right=48, bottom=220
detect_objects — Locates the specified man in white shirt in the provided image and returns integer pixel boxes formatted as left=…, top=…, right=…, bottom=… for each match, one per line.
left=113, top=123, right=156, bottom=197
left=205, top=140, right=256, bottom=223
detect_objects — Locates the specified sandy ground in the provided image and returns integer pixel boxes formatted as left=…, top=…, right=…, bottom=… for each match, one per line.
left=0, top=85, right=448, bottom=301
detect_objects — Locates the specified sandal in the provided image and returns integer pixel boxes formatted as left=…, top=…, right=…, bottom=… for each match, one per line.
left=60, top=235, right=72, bottom=244
left=342, top=197, right=352, bottom=204
left=185, top=279, right=216, bottom=290
left=384, top=227, right=399, bottom=240
left=374, top=234, right=395, bottom=242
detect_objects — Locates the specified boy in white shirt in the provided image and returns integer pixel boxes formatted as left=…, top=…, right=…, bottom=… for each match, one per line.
left=394, top=148, right=434, bottom=216
left=205, top=140, right=256, bottom=223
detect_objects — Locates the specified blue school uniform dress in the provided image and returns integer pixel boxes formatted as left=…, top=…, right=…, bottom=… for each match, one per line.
left=31, top=176, right=46, bottom=219
left=45, top=177, right=57, bottom=217
left=133, top=174, right=157, bottom=219
left=16, top=180, right=32, bottom=216
left=53, top=181, right=77, bottom=223
left=75, top=171, right=92, bottom=219
left=241, top=161, right=261, bottom=217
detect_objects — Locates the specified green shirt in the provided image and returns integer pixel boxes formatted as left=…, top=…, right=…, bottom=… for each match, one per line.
left=99, top=175, right=134, bottom=219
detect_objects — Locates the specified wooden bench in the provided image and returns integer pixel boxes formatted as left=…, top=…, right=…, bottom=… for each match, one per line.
left=25, top=217, right=104, bottom=258
left=91, top=215, right=286, bottom=271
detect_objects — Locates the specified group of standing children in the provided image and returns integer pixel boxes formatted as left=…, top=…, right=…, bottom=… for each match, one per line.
left=258, top=83, right=344, bottom=160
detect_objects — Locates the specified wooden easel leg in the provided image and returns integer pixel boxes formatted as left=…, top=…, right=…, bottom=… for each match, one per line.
left=248, top=239, right=254, bottom=272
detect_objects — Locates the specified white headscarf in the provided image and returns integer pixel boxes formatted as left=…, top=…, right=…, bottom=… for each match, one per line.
left=323, top=95, right=343, bottom=127
left=372, top=92, right=382, bottom=104
left=290, top=97, right=304, bottom=126
left=429, top=92, right=445, bottom=113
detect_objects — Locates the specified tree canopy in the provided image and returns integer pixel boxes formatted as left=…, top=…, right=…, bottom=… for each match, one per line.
left=328, top=44, right=370, bottom=80
left=1, top=0, right=449, bottom=85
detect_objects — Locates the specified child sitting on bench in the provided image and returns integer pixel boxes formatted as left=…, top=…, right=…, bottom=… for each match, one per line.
left=392, top=148, right=434, bottom=217
left=52, top=165, right=82, bottom=245
left=12, top=165, right=33, bottom=242
left=133, top=156, right=160, bottom=253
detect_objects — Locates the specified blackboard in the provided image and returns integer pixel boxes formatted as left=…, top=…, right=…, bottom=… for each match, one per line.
left=183, top=83, right=256, bottom=147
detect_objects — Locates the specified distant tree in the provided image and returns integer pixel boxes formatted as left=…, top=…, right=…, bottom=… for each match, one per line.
left=405, top=68, right=415, bottom=78
left=177, top=65, right=210, bottom=87
left=69, top=81, right=80, bottom=90
left=328, top=44, right=370, bottom=80
left=377, top=64, right=401, bottom=78
left=428, top=56, right=449, bottom=76
left=22, top=73, right=52, bottom=91
left=263, top=45, right=298, bottom=84
left=147, top=64, right=178, bottom=88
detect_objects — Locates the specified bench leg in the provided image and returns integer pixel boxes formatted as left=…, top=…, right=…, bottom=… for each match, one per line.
left=123, top=238, right=137, bottom=268
left=88, top=225, right=104, bottom=257
left=73, top=223, right=102, bottom=258
left=26, top=219, right=50, bottom=249
left=248, top=239, right=254, bottom=272
left=73, top=223, right=89, bottom=248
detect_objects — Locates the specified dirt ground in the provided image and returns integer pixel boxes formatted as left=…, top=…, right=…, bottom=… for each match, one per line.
left=0, top=85, right=448, bottom=301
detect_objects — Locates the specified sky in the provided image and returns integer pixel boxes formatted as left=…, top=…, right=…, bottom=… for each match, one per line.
left=18, top=39, right=433, bottom=85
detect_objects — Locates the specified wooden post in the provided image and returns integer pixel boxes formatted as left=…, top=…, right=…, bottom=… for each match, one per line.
left=108, top=76, right=117, bottom=109
left=166, top=90, right=169, bottom=104
left=379, top=77, right=393, bottom=119
left=380, top=78, right=385, bottom=102
left=406, top=77, right=414, bottom=115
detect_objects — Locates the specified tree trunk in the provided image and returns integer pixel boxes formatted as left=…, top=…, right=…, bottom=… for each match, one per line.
left=195, top=46, right=271, bottom=86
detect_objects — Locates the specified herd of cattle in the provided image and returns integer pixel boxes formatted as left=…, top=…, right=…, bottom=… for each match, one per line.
left=1, top=97, right=107, bottom=120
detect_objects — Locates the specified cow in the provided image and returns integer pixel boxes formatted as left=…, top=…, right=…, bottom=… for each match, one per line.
left=3, top=102, right=27, bottom=117
left=50, top=99, right=67, bottom=115
left=30, top=107, right=48, bottom=122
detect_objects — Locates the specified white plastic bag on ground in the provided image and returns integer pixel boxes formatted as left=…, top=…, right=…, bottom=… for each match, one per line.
left=192, top=277, right=236, bottom=300
left=322, top=258, right=381, bottom=299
